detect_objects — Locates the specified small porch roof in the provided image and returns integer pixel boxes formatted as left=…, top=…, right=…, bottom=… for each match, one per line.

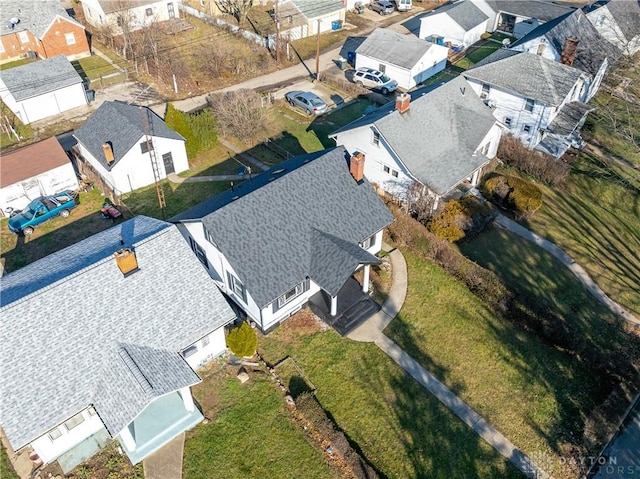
left=546, top=101, right=595, bottom=136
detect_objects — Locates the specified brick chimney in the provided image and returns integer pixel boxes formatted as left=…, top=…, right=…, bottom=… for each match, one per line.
left=114, top=248, right=139, bottom=276
left=560, top=36, right=579, bottom=66
left=395, top=92, right=410, bottom=114
left=350, top=152, right=365, bottom=182
left=102, top=142, right=115, bottom=165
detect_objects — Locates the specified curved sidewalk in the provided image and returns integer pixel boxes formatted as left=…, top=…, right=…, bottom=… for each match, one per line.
left=348, top=245, right=547, bottom=479
left=495, top=214, right=640, bottom=326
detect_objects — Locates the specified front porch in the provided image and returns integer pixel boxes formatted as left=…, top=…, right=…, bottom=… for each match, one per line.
left=309, top=277, right=381, bottom=335
left=117, top=389, right=203, bottom=465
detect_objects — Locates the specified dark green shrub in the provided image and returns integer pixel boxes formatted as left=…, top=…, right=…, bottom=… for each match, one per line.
left=226, top=321, right=257, bottom=357
left=165, top=104, right=218, bottom=159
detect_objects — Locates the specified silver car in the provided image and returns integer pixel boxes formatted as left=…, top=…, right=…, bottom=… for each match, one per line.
left=284, top=91, right=328, bottom=115
left=353, top=68, right=398, bottom=94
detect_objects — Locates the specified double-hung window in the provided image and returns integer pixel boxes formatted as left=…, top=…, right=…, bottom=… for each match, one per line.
left=361, top=234, right=376, bottom=249
left=481, top=83, right=490, bottom=99
left=189, top=237, right=209, bottom=269
left=227, top=272, right=247, bottom=302
left=64, top=412, right=85, bottom=431
left=372, top=130, right=380, bottom=147
left=525, top=98, right=535, bottom=112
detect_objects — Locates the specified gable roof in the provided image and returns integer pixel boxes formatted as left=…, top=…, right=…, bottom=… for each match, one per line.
left=485, top=0, right=576, bottom=21
left=277, top=1, right=308, bottom=28
left=292, top=0, right=345, bottom=20
left=172, top=147, right=394, bottom=308
left=422, top=0, right=489, bottom=31
left=0, top=216, right=236, bottom=450
left=0, top=0, right=85, bottom=38
left=73, top=101, right=184, bottom=170
left=332, top=76, right=497, bottom=196
left=0, top=136, right=72, bottom=187
left=356, top=28, right=439, bottom=69
left=464, top=49, right=586, bottom=105
left=601, top=0, right=640, bottom=41
left=96, top=0, right=158, bottom=14
left=0, top=55, right=83, bottom=102
left=511, top=9, right=621, bottom=76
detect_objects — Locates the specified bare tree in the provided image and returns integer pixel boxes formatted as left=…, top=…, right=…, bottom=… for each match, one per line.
left=405, top=181, right=438, bottom=223
left=207, top=90, right=269, bottom=144
left=214, top=0, right=254, bottom=25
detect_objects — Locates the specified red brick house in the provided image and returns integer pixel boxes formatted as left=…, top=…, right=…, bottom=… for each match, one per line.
left=0, top=0, right=90, bottom=64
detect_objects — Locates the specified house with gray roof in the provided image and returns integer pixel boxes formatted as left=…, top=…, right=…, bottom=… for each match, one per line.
left=79, top=0, right=181, bottom=35
left=0, top=0, right=90, bottom=64
left=74, top=101, right=188, bottom=195
left=485, top=0, right=576, bottom=38
left=585, top=0, right=640, bottom=55
left=276, top=0, right=345, bottom=40
left=0, top=55, right=87, bottom=124
left=330, top=76, right=502, bottom=206
left=510, top=8, right=621, bottom=101
left=0, top=216, right=236, bottom=472
left=170, top=147, right=394, bottom=333
left=418, top=0, right=490, bottom=49
left=463, top=49, right=592, bottom=157
left=354, top=28, right=449, bottom=90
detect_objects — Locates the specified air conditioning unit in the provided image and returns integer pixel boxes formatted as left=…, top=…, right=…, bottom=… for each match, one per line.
left=19, top=53, right=29, bottom=59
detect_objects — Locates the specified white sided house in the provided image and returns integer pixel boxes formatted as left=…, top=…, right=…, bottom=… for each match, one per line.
left=0, top=55, right=87, bottom=125
left=277, top=0, right=346, bottom=40
left=79, top=0, right=180, bottom=34
left=0, top=136, right=79, bottom=216
left=485, top=0, right=575, bottom=38
left=585, top=0, right=640, bottom=55
left=355, top=28, right=448, bottom=90
left=74, top=101, right=188, bottom=195
left=0, top=216, right=236, bottom=471
left=171, top=147, right=394, bottom=334
left=330, top=76, right=502, bottom=206
left=418, top=0, right=490, bottom=49
left=509, top=9, right=621, bottom=102
left=463, top=49, right=593, bottom=157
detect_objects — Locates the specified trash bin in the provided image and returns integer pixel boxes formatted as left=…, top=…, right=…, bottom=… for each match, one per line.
left=331, top=20, right=342, bottom=30
left=347, top=51, right=355, bottom=65
left=337, top=57, right=347, bottom=70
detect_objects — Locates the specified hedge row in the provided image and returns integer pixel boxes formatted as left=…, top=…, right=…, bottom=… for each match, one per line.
left=482, top=173, right=542, bottom=218
left=165, top=103, right=218, bottom=159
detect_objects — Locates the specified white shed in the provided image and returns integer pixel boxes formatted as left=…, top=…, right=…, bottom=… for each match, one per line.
left=0, top=55, right=87, bottom=125
left=355, top=28, right=449, bottom=90
left=418, top=0, right=490, bottom=49
left=0, top=136, right=79, bottom=216
left=74, top=101, right=188, bottom=195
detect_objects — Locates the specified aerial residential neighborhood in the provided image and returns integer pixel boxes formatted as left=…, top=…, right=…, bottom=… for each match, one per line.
left=0, top=0, right=638, bottom=478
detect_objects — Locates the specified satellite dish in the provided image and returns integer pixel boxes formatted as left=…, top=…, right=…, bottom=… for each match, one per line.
left=10, top=17, right=20, bottom=24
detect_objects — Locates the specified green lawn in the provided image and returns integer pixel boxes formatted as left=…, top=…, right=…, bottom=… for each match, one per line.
left=454, top=41, right=502, bottom=69
left=385, top=251, right=607, bottom=469
left=521, top=153, right=640, bottom=316
left=1, top=444, right=18, bottom=479
left=258, top=317, right=524, bottom=478
left=184, top=366, right=338, bottom=479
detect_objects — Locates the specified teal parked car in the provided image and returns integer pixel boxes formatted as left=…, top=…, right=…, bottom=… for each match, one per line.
left=8, top=191, right=78, bottom=236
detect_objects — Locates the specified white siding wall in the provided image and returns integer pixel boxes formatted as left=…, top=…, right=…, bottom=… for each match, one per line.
left=260, top=279, right=322, bottom=331
left=0, top=163, right=79, bottom=214
left=183, top=328, right=227, bottom=369
left=82, top=0, right=179, bottom=32
left=31, top=408, right=106, bottom=464
left=79, top=136, right=187, bottom=195
left=309, top=10, right=346, bottom=35
left=0, top=82, right=86, bottom=125
left=587, top=8, right=640, bottom=55
left=334, top=126, right=414, bottom=198
left=419, top=14, right=465, bottom=45
left=462, top=21, right=489, bottom=48
left=355, top=55, right=412, bottom=91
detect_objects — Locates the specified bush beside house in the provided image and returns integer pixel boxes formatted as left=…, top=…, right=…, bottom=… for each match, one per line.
left=165, top=103, right=218, bottom=158
left=226, top=321, right=258, bottom=357
left=482, top=174, right=543, bottom=218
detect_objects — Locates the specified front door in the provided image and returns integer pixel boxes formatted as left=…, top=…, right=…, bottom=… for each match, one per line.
left=162, top=152, right=175, bottom=175
left=167, top=2, right=175, bottom=18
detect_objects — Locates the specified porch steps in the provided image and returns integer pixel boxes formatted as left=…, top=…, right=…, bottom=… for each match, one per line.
left=333, top=298, right=380, bottom=336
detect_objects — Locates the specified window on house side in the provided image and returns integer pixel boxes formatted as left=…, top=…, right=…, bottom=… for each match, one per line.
left=18, top=31, right=29, bottom=43
left=392, top=170, right=399, bottom=178
left=201, top=336, right=210, bottom=347
left=523, top=125, right=532, bottom=134
left=481, top=83, right=490, bottom=99
left=146, top=7, right=153, bottom=16
left=48, top=428, right=62, bottom=441
left=64, top=413, right=85, bottom=431
left=183, top=344, right=198, bottom=358
left=383, top=165, right=390, bottom=174
left=189, top=237, right=209, bottom=269
left=378, top=64, right=386, bottom=73
left=0, top=41, right=4, bottom=54
left=117, top=15, right=123, bottom=27
left=361, top=234, right=376, bottom=249
left=140, top=141, right=153, bottom=153
left=373, top=130, right=380, bottom=146
left=525, top=98, right=535, bottom=112
left=227, top=272, right=247, bottom=302
left=504, top=117, right=512, bottom=127
left=277, top=282, right=304, bottom=308
left=481, top=143, right=490, bottom=155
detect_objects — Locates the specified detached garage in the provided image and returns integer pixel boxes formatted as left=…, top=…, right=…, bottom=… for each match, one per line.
left=0, top=136, right=79, bottom=216
left=0, top=55, right=88, bottom=125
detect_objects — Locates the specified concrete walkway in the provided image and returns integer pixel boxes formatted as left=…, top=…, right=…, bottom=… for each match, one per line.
left=143, top=433, right=185, bottom=479
left=495, top=214, right=640, bottom=326
left=348, top=244, right=548, bottom=478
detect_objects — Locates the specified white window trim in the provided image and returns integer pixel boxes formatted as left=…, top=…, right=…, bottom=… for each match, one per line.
left=18, top=31, right=29, bottom=43
left=48, top=428, right=62, bottom=441
left=525, top=98, right=535, bottom=112
left=64, top=412, right=85, bottom=431
left=277, top=283, right=304, bottom=308
left=65, top=32, right=76, bottom=45
left=372, top=130, right=380, bottom=147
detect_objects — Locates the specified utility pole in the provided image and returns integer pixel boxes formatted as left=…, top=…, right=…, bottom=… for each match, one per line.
left=275, top=0, right=280, bottom=63
left=315, top=19, right=321, bottom=81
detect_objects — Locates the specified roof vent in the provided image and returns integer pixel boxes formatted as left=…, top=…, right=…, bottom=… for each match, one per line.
left=114, top=248, right=139, bottom=277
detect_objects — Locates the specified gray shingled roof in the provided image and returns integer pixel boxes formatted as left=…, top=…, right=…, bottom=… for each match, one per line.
left=545, top=101, right=595, bottom=135
left=173, top=147, right=393, bottom=308
left=332, top=76, right=496, bottom=196
left=0, top=55, right=83, bottom=102
left=511, top=9, right=621, bottom=76
left=0, top=0, right=85, bottom=37
left=486, top=0, right=575, bottom=21
left=97, top=0, right=154, bottom=14
left=0, top=216, right=236, bottom=450
left=356, top=28, right=437, bottom=70
left=74, top=101, right=184, bottom=170
left=422, top=0, right=489, bottom=31
left=292, top=0, right=345, bottom=20
left=465, top=50, right=586, bottom=105
left=603, top=0, right=640, bottom=41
